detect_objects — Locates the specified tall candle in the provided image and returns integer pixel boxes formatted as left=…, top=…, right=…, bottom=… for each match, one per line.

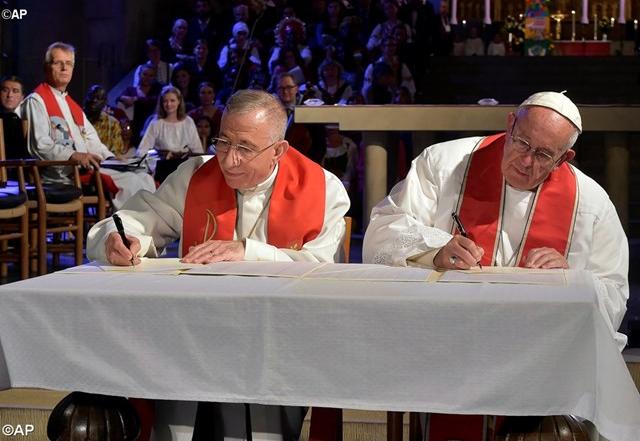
left=581, top=0, right=589, bottom=24
left=451, top=0, right=458, bottom=25
left=571, top=10, right=576, bottom=40
left=594, top=13, right=598, bottom=40
left=484, top=0, right=491, bottom=24
left=618, top=0, right=626, bottom=23
left=635, top=19, right=638, bottom=31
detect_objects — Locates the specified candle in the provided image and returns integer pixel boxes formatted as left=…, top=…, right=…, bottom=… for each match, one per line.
left=462, top=19, right=467, bottom=27
left=571, top=10, right=576, bottom=40
left=594, top=13, right=598, bottom=40
left=581, top=0, right=589, bottom=24
left=635, top=19, right=638, bottom=31
left=484, top=0, right=491, bottom=24
left=519, top=13, right=524, bottom=20
left=451, top=0, right=458, bottom=25
left=610, top=16, right=615, bottom=28
left=618, top=0, right=626, bottom=23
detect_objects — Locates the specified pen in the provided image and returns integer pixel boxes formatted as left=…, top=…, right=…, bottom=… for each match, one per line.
left=451, top=212, right=483, bottom=269
left=113, top=213, right=135, bottom=267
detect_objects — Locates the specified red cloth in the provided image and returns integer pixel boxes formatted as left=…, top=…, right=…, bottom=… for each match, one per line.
left=33, top=83, right=85, bottom=134
left=182, top=147, right=326, bottom=255
left=80, top=171, right=119, bottom=195
left=457, top=133, right=578, bottom=266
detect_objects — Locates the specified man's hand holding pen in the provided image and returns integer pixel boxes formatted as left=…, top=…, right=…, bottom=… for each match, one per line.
left=434, top=235, right=484, bottom=270
left=433, top=212, right=484, bottom=270
left=106, top=231, right=141, bottom=266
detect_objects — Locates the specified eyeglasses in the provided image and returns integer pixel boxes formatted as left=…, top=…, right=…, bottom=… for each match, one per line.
left=212, top=137, right=277, bottom=161
left=277, top=85, right=297, bottom=92
left=50, top=60, right=74, bottom=69
left=509, top=121, right=563, bottom=167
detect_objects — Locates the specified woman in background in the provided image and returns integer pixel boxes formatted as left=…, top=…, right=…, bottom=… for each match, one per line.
left=137, top=86, right=202, bottom=182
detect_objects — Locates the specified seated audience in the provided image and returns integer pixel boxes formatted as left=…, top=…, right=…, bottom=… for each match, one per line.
left=0, top=75, right=27, bottom=159
left=137, top=85, right=202, bottom=182
left=133, top=39, right=172, bottom=87
left=23, top=42, right=155, bottom=208
left=362, top=38, right=416, bottom=101
left=84, top=85, right=129, bottom=157
left=188, top=81, right=222, bottom=138
left=185, top=39, right=222, bottom=90
left=193, top=114, right=214, bottom=153
left=165, top=18, right=191, bottom=62
left=170, top=62, right=198, bottom=111
left=367, top=0, right=412, bottom=54
left=314, top=59, right=352, bottom=105
left=487, top=32, right=507, bottom=56
left=217, top=21, right=261, bottom=70
left=268, top=16, right=313, bottom=74
left=118, top=64, right=161, bottom=144
left=464, top=26, right=486, bottom=56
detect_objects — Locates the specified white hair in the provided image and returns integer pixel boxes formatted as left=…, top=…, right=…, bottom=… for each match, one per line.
left=224, top=89, right=288, bottom=142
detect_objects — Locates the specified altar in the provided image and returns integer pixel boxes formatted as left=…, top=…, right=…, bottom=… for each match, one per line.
left=553, top=40, right=612, bottom=55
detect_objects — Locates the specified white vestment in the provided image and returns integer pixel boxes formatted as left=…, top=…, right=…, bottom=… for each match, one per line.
left=86, top=155, right=350, bottom=263
left=363, top=136, right=629, bottom=350
left=21, top=84, right=156, bottom=209
left=137, top=116, right=203, bottom=157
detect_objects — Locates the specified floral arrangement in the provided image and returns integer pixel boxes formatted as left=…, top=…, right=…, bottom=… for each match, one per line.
left=504, top=15, right=525, bottom=50
left=598, top=17, right=613, bottom=34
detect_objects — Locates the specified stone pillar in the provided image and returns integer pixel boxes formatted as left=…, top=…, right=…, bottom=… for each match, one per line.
left=364, top=135, right=388, bottom=228
left=605, top=132, right=629, bottom=231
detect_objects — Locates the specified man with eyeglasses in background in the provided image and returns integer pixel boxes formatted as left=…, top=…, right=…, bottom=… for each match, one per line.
left=361, top=91, right=628, bottom=439
left=21, top=42, right=156, bottom=208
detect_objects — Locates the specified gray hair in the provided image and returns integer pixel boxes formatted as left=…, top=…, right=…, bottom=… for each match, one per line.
left=224, top=89, right=287, bottom=142
left=44, top=42, right=75, bottom=65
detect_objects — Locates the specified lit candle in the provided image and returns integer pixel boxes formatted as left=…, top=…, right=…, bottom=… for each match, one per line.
left=451, top=0, right=458, bottom=25
left=618, top=0, right=626, bottom=23
left=635, top=19, right=638, bottom=31
left=462, top=19, right=467, bottom=27
left=594, top=13, right=598, bottom=40
left=571, top=10, right=576, bottom=40
left=610, top=16, right=615, bottom=28
left=484, top=0, right=491, bottom=25
left=581, top=0, right=589, bottom=24
left=519, top=13, right=524, bottom=20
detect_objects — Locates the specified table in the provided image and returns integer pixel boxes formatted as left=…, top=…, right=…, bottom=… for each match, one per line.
left=0, top=268, right=639, bottom=441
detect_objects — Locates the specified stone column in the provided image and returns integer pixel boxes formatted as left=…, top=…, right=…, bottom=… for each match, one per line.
left=605, top=132, right=629, bottom=231
left=364, top=135, right=388, bottom=228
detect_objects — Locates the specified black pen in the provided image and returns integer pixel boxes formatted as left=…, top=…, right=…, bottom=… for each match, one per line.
left=112, top=213, right=135, bottom=267
left=451, top=212, right=483, bottom=269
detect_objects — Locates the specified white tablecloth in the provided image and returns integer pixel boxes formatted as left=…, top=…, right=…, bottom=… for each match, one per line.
left=0, top=268, right=639, bottom=441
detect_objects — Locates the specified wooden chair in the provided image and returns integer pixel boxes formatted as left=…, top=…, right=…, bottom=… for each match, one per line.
left=26, top=160, right=84, bottom=275
left=0, top=159, right=30, bottom=280
left=342, top=216, right=352, bottom=264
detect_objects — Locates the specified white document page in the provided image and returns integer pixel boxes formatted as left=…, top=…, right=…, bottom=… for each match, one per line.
left=184, top=261, right=326, bottom=278
left=304, top=263, right=433, bottom=281
left=439, top=267, right=567, bottom=285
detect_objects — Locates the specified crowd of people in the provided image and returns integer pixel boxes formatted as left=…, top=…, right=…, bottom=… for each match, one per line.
left=0, top=0, right=519, bottom=223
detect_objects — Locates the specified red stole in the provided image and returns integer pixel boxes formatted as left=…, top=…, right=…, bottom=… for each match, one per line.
left=182, top=147, right=326, bottom=256
left=455, top=133, right=578, bottom=267
left=33, top=83, right=85, bottom=135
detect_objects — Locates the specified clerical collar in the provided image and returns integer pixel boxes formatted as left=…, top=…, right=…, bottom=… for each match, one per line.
left=47, top=83, right=68, bottom=97
left=237, top=164, right=279, bottom=196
